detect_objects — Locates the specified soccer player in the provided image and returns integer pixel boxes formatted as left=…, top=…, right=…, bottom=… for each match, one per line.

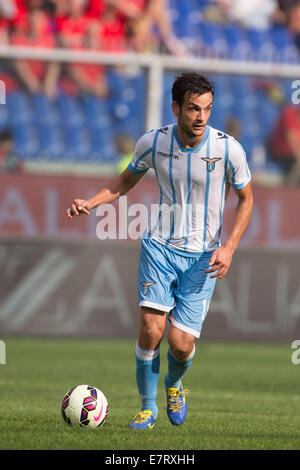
left=67, top=72, right=253, bottom=429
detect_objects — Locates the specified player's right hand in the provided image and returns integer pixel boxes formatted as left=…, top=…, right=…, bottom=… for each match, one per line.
left=66, top=199, right=91, bottom=219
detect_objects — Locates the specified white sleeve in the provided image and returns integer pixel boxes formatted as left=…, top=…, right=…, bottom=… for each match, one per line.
left=227, top=138, right=251, bottom=190
left=127, top=130, right=154, bottom=174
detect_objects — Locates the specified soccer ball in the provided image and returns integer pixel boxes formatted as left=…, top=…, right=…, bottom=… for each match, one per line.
left=61, top=384, right=109, bottom=428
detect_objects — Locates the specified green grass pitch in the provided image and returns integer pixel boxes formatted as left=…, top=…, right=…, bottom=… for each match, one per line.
left=0, top=337, right=299, bottom=450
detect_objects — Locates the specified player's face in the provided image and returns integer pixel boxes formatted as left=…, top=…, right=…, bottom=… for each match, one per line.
left=172, top=92, right=213, bottom=139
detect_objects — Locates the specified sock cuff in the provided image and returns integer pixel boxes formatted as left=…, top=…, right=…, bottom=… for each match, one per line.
left=186, top=343, right=196, bottom=362
left=135, top=341, right=160, bottom=361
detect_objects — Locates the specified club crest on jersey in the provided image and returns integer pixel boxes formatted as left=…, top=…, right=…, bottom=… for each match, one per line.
left=201, top=157, right=222, bottom=172
left=141, top=281, right=156, bottom=295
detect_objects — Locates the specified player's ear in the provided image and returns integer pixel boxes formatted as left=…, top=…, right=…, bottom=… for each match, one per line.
left=172, top=101, right=180, bottom=117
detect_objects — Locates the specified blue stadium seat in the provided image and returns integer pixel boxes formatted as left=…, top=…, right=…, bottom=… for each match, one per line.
left=247, top=28, right=275, bottom=62
left=199, top=23, right=228, bottom=58
left=223, top=24, right=253, bottom=61
left=270, top=26, right=298, bottom=63
left=32, top=93, right=60, bottom=127
left=230, top=76, right=252, bottom=101
left=257, top=95, right=281, bottom=138
left=82, top=95, right=111, bottom=126
left=57, top=92, right=86, bottom=128
left=210, top=97, right=233, bottom=130
left=168, top=0, right=201, bottom=39
left=13, top=124, right=39, bottom=158
left=0, top=103, right=9, bottom=130
left=36, top=124, right=66, bottom=158
left=6, top=91, right=35, bottom=126
left=63, top=126, right=91, bottom=161
left=107, top=69, right=146, bottom=139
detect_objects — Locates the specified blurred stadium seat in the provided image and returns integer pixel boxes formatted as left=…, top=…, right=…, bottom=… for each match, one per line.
left=0, top=0, right=298, bottom=173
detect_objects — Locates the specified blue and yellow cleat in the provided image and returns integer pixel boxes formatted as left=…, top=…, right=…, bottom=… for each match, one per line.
left=128, top=410, right=156, bottom=429
left=166, top=384, right=189, bottom=426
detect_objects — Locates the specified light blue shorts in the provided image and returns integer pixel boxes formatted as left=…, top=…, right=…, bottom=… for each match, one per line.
left=137, top=237, right=217, bottom=338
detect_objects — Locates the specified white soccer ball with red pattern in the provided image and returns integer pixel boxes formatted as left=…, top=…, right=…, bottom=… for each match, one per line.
left=61, top=384, right=109, bottom=428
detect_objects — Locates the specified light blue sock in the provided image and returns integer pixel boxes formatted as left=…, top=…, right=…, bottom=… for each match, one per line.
left=164, top=345, right=195, bottom=390
left=135, top=342, right=160, bottom=419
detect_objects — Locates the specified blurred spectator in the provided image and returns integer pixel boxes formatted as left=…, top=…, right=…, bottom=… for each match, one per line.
left=276, top=0, right=300, bottom=16
left=265, top=0, right=300, bottom=53
left=96, top=4, right=128, bottom=52
left=86, top=0, right=186, bottom=54
left=0, top=18, right=9, bottom=45
left=48, top=0, right=69, bottom=31
left=57, top=0, right=108, bottom=97
left=126, top=0, right=187, bottom=54
left=0, top=129, right=22, bottom=172
left=11, top=5, right=60, bottom=98
left=215, top=0, right=278, bottom=30
left=1, top=0, right=185, bottom=55
left=0, top=0, right=25, bottom=43
left=284, top=1, right=300, bottom=51
left=65, top=28, right=108, bottom=97
left=56, top=0, right=90, bottom=48
left=268, top=104, right=300, bottom=185
left=270, top=0, right=295, bottom=24
left=86, top=0, right=105, bottom=19
left=115, top=133, right=135, bottom=174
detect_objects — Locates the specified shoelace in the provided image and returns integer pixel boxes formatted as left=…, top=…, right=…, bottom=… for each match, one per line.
left=167, top=389, right=189, bottom=413
left=132, top=410, right=152, bottom=423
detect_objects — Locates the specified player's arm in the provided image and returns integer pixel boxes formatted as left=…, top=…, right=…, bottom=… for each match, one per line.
left=67, top=168, right=145, bottom=219
left=206, top=182, right=253, bottom=280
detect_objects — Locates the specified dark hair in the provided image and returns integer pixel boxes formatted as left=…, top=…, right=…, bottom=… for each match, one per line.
left=172, top=72, right=215, bottom=107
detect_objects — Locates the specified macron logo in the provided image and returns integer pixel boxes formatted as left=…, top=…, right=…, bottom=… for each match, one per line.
left=158, top=151, right=179, bottom=160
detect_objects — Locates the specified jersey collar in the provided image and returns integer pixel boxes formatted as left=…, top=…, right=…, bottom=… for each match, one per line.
left=173, top=124, right=210, bottom=153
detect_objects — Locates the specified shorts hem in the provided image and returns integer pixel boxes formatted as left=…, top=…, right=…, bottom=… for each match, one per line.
left=139, top=300, right=175, bottom=313
left=168, top=313, right=200, bottom=338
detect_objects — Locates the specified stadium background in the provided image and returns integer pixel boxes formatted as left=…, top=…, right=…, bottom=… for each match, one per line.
left=0, top=0, right=300, bottom=450
left=1, top=0, right=300, bottom=341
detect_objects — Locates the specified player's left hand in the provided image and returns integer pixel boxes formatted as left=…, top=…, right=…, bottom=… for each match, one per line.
left=205, top=246, right=234, bottom=280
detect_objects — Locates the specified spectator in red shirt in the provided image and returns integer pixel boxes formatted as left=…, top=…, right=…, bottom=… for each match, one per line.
left=85, top=0, right=105, bottom=19
left=268, top=104, right=300, bottom=184
left=56, top=0, right=90, bottom=48
left=58, top=0, right=108, bottom=98
left=11, top=5, right=60, bottom=98
left=0, top=18, right=9, bottom=45
left=97, top=4, right=127, bottom=52
left=66, top=24, right=108, bottom=98
left=0, top=0, right=27, bottom=42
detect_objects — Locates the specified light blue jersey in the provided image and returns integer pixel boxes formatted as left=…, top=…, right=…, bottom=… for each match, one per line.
left=128, top=124, right=251, bottom=254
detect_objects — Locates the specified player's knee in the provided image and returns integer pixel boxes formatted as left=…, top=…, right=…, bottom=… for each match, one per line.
left=169, top=343, right=193, bottom=362
left=168, top=329, right=195, bottom=361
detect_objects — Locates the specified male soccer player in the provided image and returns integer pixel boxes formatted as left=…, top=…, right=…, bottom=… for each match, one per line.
left=67, top=72, right=253, bottom=429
